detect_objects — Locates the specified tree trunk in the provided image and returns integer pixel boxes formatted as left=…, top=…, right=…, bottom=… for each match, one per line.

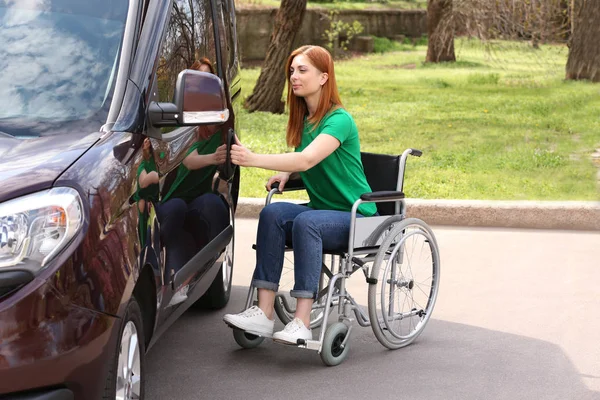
left=426, top=0, right=456, bottom=63
left=566, top=0, right=600, bottom=82
left=244, top=0, right=307, bottom=113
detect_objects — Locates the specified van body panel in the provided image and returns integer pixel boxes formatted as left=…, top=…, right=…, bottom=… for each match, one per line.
left=0, top=133, right=100, bottom=203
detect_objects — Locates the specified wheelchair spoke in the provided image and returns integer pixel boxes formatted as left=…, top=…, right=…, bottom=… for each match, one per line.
left=414, top=281, right=432, bottom=299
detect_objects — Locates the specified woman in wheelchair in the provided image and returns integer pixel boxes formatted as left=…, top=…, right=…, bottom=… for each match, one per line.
left=223, top=45, right=378, bottom=344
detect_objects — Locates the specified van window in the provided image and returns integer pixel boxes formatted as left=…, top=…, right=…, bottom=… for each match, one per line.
left=0, top=0, right=129, bottom=138
left=157, top=0, right=218, bottom=104
left=216, top=0, right=238, bottom=83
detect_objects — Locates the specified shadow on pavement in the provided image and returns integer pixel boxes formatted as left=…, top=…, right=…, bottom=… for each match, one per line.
left=146, top=286, right=598, bottom=400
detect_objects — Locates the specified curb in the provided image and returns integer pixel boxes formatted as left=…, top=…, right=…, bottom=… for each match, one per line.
left=236, top=197, right=600, bottom=231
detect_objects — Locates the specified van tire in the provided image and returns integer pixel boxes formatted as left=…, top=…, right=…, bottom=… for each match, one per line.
left=104, top=297, right=145, bottom=400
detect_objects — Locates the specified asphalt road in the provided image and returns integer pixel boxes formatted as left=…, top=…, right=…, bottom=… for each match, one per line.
left=146, top=219, right=600, bottom=400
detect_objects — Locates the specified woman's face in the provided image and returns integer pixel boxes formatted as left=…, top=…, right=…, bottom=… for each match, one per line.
left=289, top=54, right=327, bottom=98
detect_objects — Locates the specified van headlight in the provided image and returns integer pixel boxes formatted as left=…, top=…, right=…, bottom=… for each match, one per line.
left=0, top=188, right=84, bottom=269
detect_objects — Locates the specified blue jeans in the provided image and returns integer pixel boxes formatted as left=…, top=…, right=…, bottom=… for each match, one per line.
left=252, top=202, right=358, bottom=299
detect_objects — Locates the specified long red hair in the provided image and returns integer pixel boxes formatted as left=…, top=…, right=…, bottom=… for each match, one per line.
left=285, top=45, right=343, bottom=148
left=190, top=57, right=215, bottom=74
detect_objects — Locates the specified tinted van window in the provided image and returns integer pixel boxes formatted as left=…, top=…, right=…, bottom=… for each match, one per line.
left=157, top=0, right=218, bottom=104
left=216, top=0, right=238, bottom=83
left=0, top=0, right=129, bottom=138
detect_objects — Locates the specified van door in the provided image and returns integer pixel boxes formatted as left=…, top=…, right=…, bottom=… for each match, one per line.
left=137, top=0, right=234, bottom=322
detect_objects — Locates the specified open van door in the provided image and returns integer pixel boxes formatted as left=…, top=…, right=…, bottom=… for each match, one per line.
left=138, top=0, right=237, bottom=331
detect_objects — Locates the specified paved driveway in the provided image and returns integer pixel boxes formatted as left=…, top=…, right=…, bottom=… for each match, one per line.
left=146, top=219, right=600, bottom=400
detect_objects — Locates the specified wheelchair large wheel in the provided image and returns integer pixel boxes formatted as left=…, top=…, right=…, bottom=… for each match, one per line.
left=273, top=254, right=334, bottom=329
left=367, top=218, right=440, bottom=350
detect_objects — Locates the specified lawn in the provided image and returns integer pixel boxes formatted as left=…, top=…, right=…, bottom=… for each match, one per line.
left=235, top=39, right=600, bottom=201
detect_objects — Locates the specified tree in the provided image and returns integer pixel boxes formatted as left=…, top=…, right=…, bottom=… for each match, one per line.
left=447, top=0, right=570, bottom=47
left=426, top=0, right=456, bottom=63
left=244, top=0, right=307, bottom=114
left=566, top=0, right=600, bottom=82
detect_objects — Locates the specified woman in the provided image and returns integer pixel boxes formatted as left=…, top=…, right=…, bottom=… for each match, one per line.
left=223, top=45, right=376, bottom=345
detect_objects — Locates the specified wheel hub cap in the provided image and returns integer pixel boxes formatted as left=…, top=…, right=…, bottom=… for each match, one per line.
left=116, top=321, right=141, bottom=400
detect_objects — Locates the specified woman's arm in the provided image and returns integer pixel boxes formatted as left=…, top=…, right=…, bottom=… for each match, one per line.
left=231, top=134, right=340, bottom=172
left=139, top=170, right=159, bottom=189
left=182, top=144, right=227, bottom=170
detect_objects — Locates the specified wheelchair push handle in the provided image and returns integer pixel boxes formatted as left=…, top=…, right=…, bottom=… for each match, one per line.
left=398, top=148, right=423, bottom=194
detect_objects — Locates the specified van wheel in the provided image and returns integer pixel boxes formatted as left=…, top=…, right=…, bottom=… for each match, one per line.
left=194, top=234, right=234, bottom=309
left=104, top=298, right=145, bottom=400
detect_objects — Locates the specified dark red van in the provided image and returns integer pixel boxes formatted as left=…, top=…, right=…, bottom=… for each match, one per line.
left=0, top=0, right=240, bottom=398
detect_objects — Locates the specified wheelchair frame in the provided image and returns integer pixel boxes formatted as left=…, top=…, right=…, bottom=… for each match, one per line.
left=232, top=148, right=441, bottom=366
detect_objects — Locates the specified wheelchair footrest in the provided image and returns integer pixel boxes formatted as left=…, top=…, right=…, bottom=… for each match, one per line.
left=296, top=339, right=321, bottom=351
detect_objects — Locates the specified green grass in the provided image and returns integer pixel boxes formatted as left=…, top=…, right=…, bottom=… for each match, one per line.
left=236, top=39, right=600, bottom=200
left=235, top=0, right=427, bottom=10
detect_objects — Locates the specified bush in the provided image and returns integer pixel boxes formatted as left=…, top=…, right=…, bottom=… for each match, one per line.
left=372, top=36, right=401, bottom=53
left=371, top=35, right=428, bottom=53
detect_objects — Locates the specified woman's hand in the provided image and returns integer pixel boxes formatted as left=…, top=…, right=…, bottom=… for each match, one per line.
left=266, top=172, right=291, bottom=192
left=213, top=144, right=227, bottom=165
left=230, top=135, right=256, bottom=167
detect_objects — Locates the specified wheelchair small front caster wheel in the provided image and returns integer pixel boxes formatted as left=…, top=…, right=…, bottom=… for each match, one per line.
left=233, top=328, right=265, bottom=349
left=320, top=322, right=350, bottom=366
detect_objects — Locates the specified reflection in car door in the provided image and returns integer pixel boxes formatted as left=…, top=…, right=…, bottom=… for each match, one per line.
left=136, top=0, right=233, bottom=324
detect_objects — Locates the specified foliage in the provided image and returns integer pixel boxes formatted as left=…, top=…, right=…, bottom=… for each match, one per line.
left=372, top=36, right=427, bottom=53
left=452, top=0, right=571, bottom=44
left=234, top=0, right=428, bottom=10
left=322, top=11, right=364, bottom=57
left=237, top=39, right=600, bottom=201
left=372, top=36, right=402, bottom=53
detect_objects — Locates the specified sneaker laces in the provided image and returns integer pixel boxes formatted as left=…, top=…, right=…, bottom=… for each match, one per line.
left=239, top=306, right=264, bottom=318
left=283, top=318, right=306, bottom=333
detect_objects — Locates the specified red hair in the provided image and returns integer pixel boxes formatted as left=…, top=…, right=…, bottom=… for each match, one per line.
left=190, top=57, right=215, bottom=74
left=285, top=45, right=343, bottom=148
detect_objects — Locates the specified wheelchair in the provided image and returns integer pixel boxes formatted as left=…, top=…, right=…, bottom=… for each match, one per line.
left=231, top=149, right=441, bottom=366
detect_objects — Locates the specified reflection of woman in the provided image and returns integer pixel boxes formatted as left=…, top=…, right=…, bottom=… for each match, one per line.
left=190, top=57, right=215, bottom=74
left=134, top=138, right=191, bottom=281
left=161, top=128, right=228, bottom=256
left=134, top=138, right=159, bottom=245
left=162, top=56, right=225, bottom=203
left=224, top=46, right=376, bottom=345
left=160, top=58, right=228, bottom=250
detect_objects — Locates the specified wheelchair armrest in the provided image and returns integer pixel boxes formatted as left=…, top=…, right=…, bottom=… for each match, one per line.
left=266, top=178, right=306, bottom=205
left=271, top=178, right=305, bottom=192
left=360, top=190, right=405, bottom=202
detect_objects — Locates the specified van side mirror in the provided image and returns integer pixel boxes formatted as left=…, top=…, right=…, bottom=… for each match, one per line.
left=148, top=70, right=229, bottom=128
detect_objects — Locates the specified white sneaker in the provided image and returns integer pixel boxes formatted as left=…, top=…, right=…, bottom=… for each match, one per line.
left=272, top=318, right=312, bottom=345
left=223, top=306, right=275, bottom=338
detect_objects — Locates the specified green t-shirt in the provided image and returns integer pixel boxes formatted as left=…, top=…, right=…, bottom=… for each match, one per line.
left=162, top=132, right=220, bottom=203
left=134, top=157, right=159, bottom=203
left=135, top=157, right=159, bottom=246
left=296, top=108, right=377, bottom=217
